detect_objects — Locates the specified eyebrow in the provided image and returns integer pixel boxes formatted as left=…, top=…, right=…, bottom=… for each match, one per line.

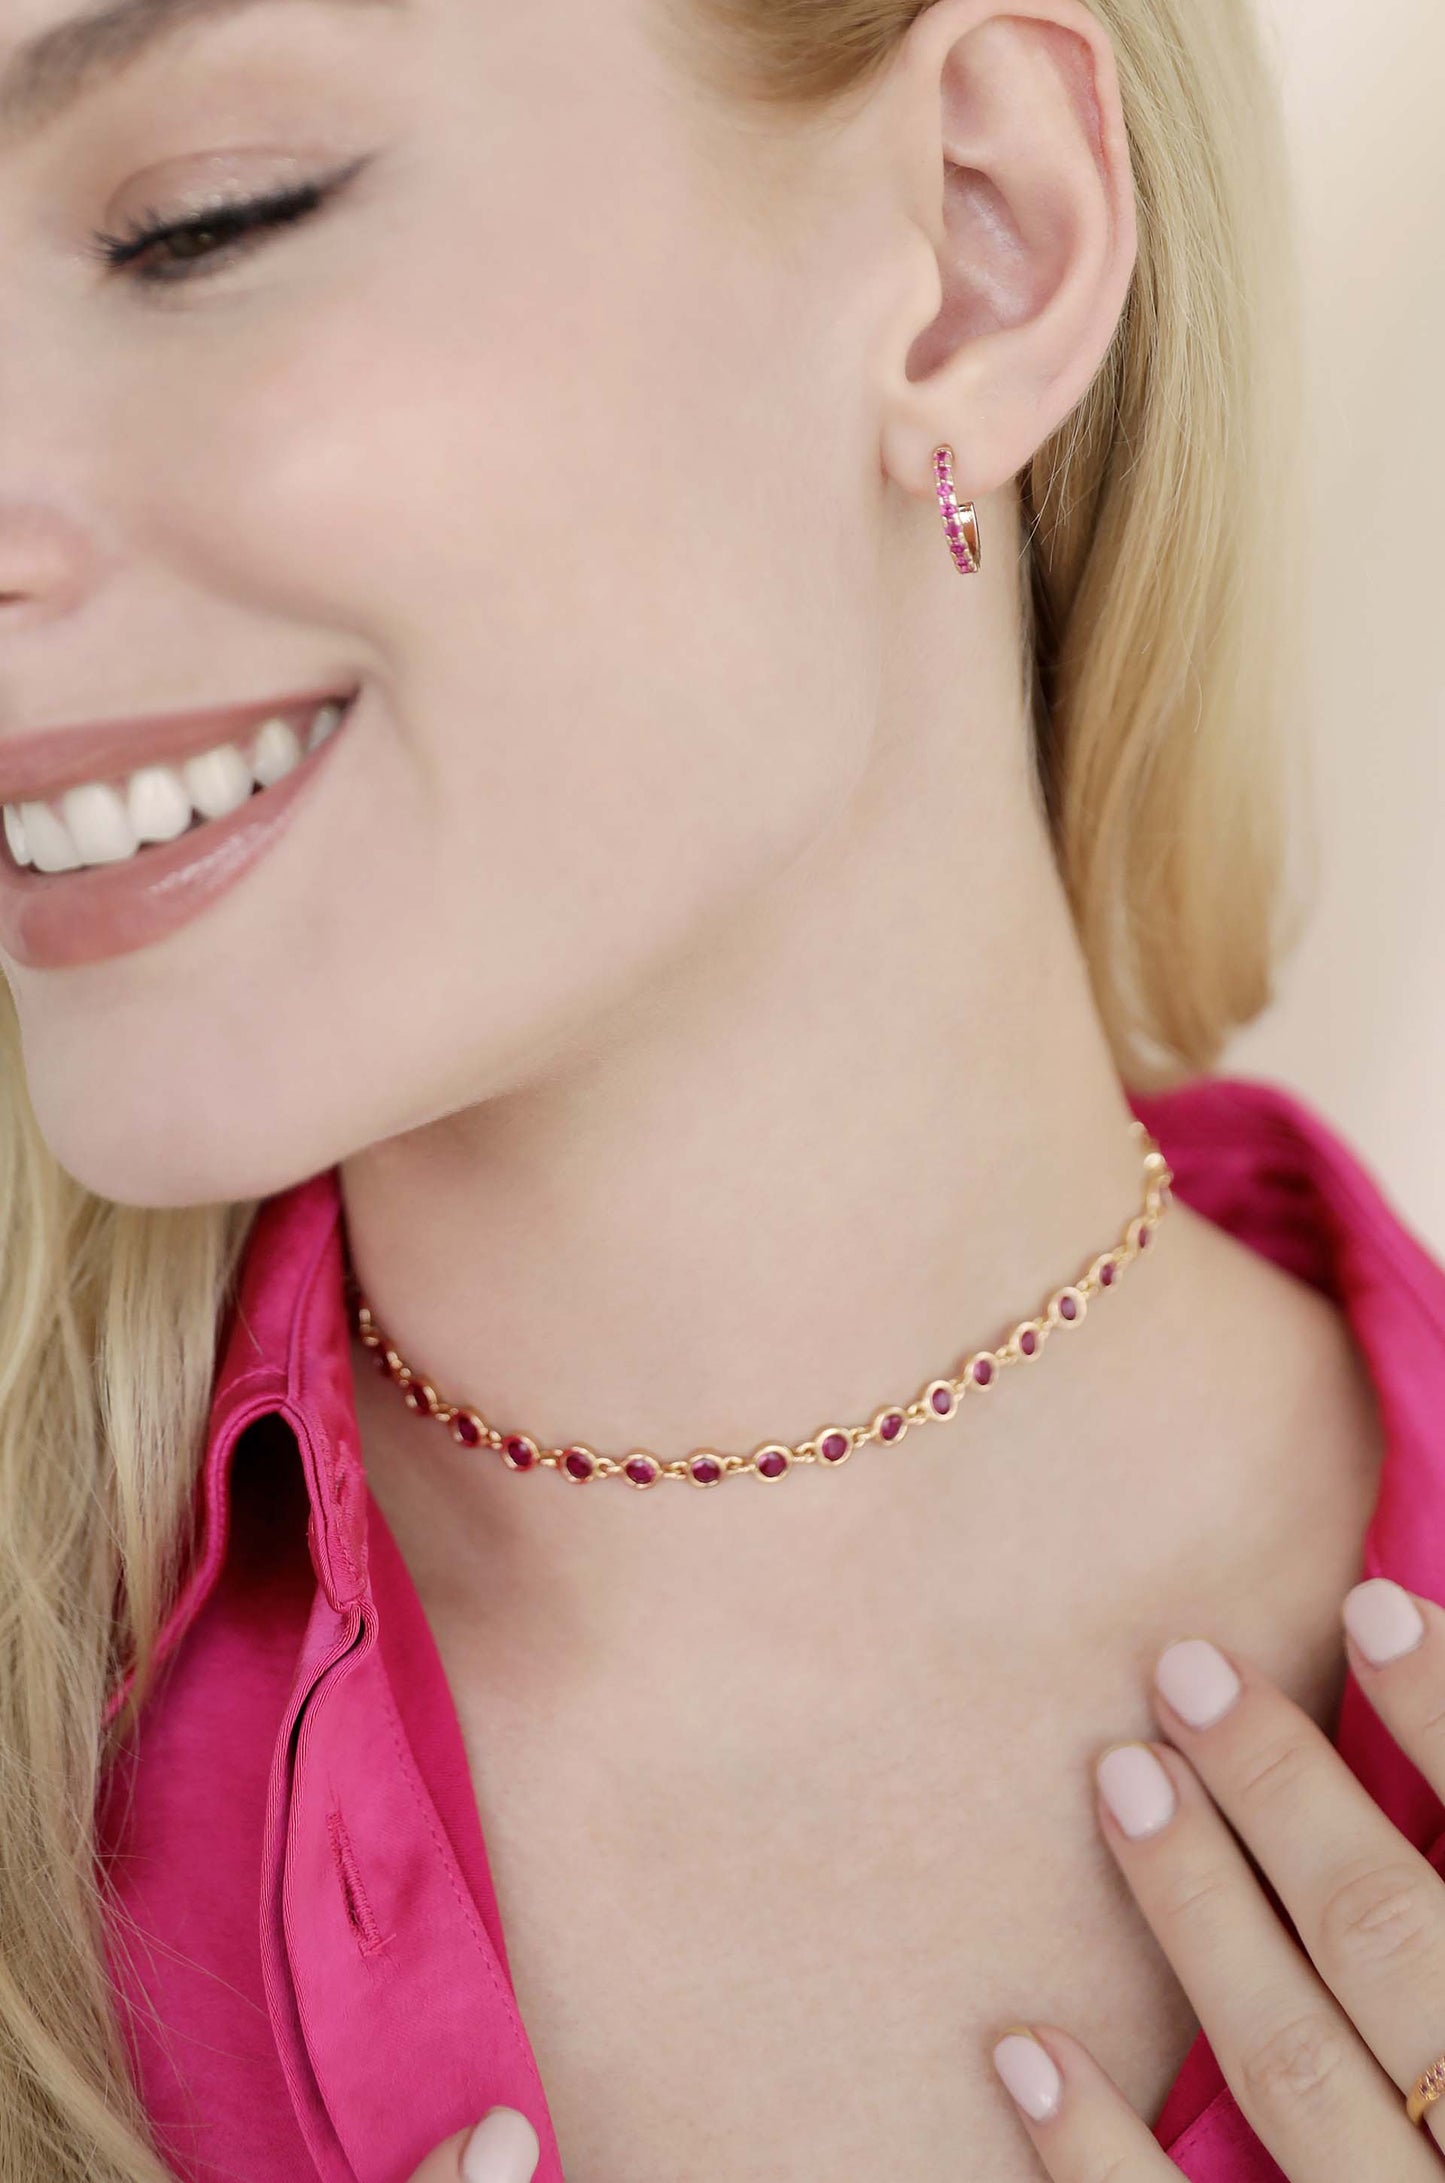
left=0, top=0, right=407, bottom=145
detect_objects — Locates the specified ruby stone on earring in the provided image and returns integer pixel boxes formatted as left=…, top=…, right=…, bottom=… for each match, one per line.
left=933, top=444, right=981, bottom=574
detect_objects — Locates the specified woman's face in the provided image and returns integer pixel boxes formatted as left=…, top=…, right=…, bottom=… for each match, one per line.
left=0, top=0, right=903, bottom=1204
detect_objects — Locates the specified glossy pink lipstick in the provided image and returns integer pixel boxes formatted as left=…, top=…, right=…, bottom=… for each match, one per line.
left=0, top=685, right=358, bottom=971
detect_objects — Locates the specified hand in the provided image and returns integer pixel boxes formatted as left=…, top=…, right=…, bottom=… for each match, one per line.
left=404, top=2105, right=540, bottom=2183
left=989, top=1576, right=1445, bottom=2177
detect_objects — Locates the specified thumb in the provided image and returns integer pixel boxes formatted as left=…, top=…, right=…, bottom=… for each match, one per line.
left=408, top=2105, right=542, bottom=2183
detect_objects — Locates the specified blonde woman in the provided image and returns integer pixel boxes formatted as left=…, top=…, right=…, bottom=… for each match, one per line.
left=1, top=0, right=1442, bottom=2179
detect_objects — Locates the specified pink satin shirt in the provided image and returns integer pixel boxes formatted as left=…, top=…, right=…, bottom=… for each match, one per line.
left=96, top=1074, right=1445, bottom=2182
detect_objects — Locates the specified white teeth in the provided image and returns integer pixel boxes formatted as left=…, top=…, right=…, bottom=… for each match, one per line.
left=18, top=800, right=82, bottom=873
left=128, top=765, right=196, bottom=845
left=59, top=780, right=139, bottom=865
left=251, top=715, right=305, bottom=786
left=1, top=695, right=350, bottom=874
left=180, top=742, right=254, bottom=822
left=307, top=700, right=344, bottom=753
left=3, top=803, right=30, bottom=868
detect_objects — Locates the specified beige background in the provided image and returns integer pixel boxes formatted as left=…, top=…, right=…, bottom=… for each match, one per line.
left=1224, top=0, right=1444, bottom=1255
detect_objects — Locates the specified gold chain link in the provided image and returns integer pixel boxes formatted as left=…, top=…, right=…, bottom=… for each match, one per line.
left=348, top=1129, right=1175, bottom=1489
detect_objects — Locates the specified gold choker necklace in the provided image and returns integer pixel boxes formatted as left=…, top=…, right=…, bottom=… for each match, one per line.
left=346, top=1120, right=1174, bottom=1491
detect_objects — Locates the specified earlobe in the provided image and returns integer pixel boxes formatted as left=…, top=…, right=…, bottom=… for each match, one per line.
left=875, top=0, right=1138, bottom=499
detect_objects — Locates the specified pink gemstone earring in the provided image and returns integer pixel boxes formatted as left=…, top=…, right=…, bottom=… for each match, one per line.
left=933, top=445, right=981, bottom=574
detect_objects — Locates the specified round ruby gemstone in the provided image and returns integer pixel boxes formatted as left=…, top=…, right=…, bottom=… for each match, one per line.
left=624, top=1455, right=658, bottom=1487
left=563, top=1448, right=595, bottom=1480
left=819, top=1431, right=850, bottom=1462
left=930, top=1385, right=952, bottom=1415
left=1139, top=1225, right=1152, bottom=1248
left=690, top=1455, right=722, bottom=1485
left=1059, top=1294, right=1079, bottom=1321
left=1099, top=1260, right=1117, bottom=1287
left=1019, top=1329, right=1038, bottom=1357
left=879, top=1410, right=904, bottom=1441
left=757, top=1449, right=789, bottom=1479
left=453, top=1412, right=483, bottom=1446
left=503, top=1435, right=536, bottom=1469
left=971, top=1356, right=994, bottom=1387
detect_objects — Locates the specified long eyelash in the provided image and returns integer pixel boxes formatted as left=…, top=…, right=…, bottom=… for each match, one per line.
left=85, top=163, right=364, bottom=285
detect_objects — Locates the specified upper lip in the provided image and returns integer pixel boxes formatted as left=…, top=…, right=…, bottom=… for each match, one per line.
left=0, top=684, right=357, bottom=808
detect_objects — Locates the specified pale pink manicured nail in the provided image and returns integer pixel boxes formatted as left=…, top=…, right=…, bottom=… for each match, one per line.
left=1343, top=1578, right=1426, bottom=1666
left=461, top=2108, right=541, bottom=2183
left=993, top=2031, right=1064, bottom=2120
left=1155, top=1638, right=1241, bottom=1727
left=1096, top=1742, right=1178, bottom=1837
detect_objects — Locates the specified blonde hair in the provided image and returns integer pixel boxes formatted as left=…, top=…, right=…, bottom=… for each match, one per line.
left=0, top=0, right=1306, bottom=2173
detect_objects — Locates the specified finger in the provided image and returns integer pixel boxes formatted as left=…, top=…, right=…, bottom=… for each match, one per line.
left=1342, top=1579, right=1445, bottom=1805
left=1149, top=1629, right=1445, bottom=2155
left=407, top=2107, right=541, bottom=2183
left=1094, top=1739, right=1439, bottom=2180
left=461, top=2109, right=541, bottom=2183
left=990, top=2021, right=1180, bottom=2179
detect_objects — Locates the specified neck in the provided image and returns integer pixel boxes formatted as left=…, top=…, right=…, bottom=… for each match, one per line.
left=338, top=702, right=1196, bottom=1687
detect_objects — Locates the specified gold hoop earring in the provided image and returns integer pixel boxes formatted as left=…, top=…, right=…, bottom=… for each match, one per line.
left=933, top=445, right=981, bottom=574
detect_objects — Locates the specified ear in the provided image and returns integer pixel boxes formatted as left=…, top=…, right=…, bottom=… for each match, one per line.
left=873, top=0, right=1139, bottom=499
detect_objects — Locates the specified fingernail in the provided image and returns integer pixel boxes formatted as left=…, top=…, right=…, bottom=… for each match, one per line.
left=1096, top=1741, right=1178, bottom=1837
left=1155, top=1638, right=1241, bottom=1728
left=1343, top=1578, right=1426, bottom=1666
left=461, top=2107, right=541, bottom=2183
left=992, top=2027, right=1063, bottom=2121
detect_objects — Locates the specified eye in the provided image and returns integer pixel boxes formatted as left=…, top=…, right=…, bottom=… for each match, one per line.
left=86, top=156, right=370, bottom=288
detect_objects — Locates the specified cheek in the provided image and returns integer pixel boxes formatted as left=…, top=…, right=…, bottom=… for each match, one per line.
left=120, top=234, right=873, bottom=908
left=61, top=168, right=879, bottom=1200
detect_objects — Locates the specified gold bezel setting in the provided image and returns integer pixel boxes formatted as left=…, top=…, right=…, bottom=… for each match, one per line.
left=347, top=1124, right=1173, bottom=1491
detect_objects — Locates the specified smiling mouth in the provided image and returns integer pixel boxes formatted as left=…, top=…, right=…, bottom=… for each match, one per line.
left=1, top=692, right=356, bottom=878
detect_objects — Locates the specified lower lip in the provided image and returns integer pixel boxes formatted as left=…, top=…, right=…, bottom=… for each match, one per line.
left=0, top=695, right=357, bottom=972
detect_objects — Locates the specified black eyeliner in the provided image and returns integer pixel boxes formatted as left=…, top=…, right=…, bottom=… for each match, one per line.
left=85, top=154, right=373, bottom=283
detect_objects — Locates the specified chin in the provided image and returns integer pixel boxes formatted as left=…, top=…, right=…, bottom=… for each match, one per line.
left=30, top=1089, right=321, bottom=1213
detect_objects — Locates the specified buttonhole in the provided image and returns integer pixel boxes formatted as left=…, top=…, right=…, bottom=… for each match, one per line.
left=326, top=1806, right=389, bottom=1955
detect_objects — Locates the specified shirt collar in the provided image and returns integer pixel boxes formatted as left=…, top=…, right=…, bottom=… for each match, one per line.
left=105, top=1162, right=363, bottom=1730
left=1132, top=1073, right=1445, bottom=1594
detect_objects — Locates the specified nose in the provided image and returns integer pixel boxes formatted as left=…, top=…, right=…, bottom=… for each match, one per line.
left=0, top=500, right=99, bottom=627
left=0, top=263, right=120, bottom=653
